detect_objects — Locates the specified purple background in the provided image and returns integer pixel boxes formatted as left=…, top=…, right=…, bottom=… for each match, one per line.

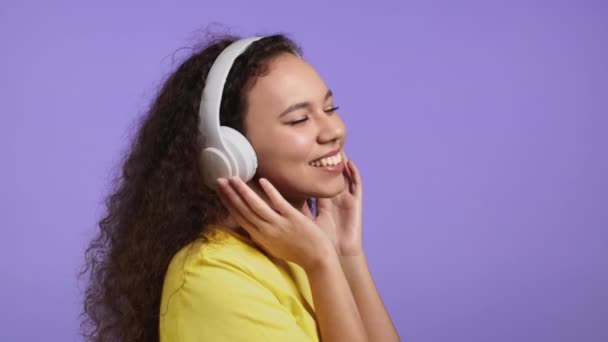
left=2, top=0, right=607, bottom=341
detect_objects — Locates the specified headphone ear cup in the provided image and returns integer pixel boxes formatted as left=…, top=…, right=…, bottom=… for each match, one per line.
left=200, top=147, right=232, bottom=189
left=220, top=126, right=258, bottom=181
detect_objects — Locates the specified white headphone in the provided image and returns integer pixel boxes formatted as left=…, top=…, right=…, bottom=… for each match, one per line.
left=198, top=37, right=263, bottom=189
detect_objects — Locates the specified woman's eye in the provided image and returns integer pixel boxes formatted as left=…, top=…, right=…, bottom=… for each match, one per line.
left=289, top=117, right=309, bottom=126
left=324, top=106, right=340, bottom=113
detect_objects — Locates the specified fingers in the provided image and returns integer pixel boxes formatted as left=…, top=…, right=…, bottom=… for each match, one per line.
left=347, top=160, right=361, bottom=185
left=226, top=177, right=284, bottom=223
left=342, top=161, right=353, bottom=192
left=216, top=183, right=261, bottom=239
left=258, top=178, right=296, bottom=217
left=217, top=198, right=266, bottom=247
left=341, top=158, right=361, bottom=195
left=216, top=178, right=269, bottom=231
left=347, top=160, right=362, bottom=195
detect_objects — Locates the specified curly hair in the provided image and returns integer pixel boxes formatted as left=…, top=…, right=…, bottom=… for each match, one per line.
left=80, top=33, right=302, bottom=342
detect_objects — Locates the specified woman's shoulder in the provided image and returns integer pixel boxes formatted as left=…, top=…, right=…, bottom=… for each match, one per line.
left=163, top=226, right=278, bottom=290
left=160, top=227, right=319, bottom=342
left=179, top=225, right=268, bottom=266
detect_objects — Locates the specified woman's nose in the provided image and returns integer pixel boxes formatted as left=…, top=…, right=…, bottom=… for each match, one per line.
left=317, top=115, right=345, bottom=144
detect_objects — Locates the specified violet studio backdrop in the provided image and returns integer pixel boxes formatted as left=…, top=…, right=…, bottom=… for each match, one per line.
left=1, top=0, right=607, bottom=341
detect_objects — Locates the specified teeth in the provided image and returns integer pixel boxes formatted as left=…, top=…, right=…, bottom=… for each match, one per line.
left=309, top=152, right=342, bottom=167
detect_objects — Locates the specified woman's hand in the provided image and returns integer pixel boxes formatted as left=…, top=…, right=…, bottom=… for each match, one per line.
left=314, top=153, right=364, bottom=256
left=216, top=177, right=335, bottom=272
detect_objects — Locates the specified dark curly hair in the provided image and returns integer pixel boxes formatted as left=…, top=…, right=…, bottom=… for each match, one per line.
left=80, top=33, right=302, bottom=342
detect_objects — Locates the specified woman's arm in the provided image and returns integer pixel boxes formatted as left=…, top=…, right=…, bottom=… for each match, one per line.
left=340, top=254, right=400, bottom=341
left=217, top=177, right=368, bottom=341
left=304, top=246, right=368, bottom=342
left=311, top=157, right=400, bottom=341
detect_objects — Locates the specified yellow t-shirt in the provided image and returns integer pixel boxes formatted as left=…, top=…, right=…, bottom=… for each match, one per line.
left=159, top=226, right=320, bottom=341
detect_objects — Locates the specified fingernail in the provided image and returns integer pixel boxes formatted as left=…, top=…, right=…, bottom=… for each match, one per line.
left=216, top=178, right=227, bottom=186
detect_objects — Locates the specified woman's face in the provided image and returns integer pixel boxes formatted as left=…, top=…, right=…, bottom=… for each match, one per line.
left=244, top=52, right=347, bottom=203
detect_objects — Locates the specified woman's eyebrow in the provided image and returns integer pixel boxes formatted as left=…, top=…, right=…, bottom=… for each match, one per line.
left=278, top=89, right=333, bottom=118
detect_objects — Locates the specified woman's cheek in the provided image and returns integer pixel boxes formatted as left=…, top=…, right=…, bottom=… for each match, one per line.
left=282, top=133, right=314, bottom=161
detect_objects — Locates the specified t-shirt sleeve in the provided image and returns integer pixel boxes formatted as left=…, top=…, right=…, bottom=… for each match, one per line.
left=160, top=255, right=314, bottom=342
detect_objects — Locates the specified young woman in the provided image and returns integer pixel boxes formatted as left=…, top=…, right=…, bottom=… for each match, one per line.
left=82, top=34, right=399, bottom=341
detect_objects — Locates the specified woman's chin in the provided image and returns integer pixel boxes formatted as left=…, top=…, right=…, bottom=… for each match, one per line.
left=307, top=175, right=346, bottom=198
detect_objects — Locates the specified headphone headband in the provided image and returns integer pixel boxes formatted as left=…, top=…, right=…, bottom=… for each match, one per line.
left=198, top=37, right=263, bottom=188
left=198, top=37, right=263, bottom=149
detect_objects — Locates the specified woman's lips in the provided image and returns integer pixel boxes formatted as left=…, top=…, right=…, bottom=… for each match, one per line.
left=308, top=150, right=348, bottom=173
left=310, top=160, right=345, bottom=173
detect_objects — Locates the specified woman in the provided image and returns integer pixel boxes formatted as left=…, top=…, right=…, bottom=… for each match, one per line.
left=82, top=33, right=399, bottom=341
